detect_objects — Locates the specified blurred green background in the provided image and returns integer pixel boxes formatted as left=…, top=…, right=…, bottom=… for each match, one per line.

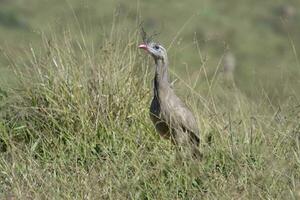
left=0, top=0, right=300, bottom=103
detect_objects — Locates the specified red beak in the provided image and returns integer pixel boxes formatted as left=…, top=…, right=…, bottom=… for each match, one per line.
left=138, top=43, right=148, bottom=51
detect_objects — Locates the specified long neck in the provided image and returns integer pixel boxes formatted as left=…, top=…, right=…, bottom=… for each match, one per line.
left=155, top=57, right=169, bottom=82
left=153, top=57, right=170, bottom=97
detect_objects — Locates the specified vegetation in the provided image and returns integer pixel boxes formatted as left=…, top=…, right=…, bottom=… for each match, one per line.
left=0, top=0, right=300, bottom=199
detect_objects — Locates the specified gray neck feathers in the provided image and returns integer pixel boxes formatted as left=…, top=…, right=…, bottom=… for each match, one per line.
left=154, top=56, right=169, bottom=98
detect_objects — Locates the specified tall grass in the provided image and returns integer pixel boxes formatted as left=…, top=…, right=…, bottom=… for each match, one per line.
left=0, top=25, right=300, bottom=199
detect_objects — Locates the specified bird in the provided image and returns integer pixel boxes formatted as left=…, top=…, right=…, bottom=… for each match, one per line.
left=222, top=51, right=236, bottom=76
left=221, top=51, right=236, bottom=87
left=138, top=31, right=201, bottom=159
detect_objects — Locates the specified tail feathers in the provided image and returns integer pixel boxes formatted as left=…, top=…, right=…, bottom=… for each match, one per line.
left=192, top=146, right=203, bottom=160
left=188, top=131, right=201, bottom=160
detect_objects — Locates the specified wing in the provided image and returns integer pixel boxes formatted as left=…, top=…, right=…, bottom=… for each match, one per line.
left=161, top=90, right=200, bottom=145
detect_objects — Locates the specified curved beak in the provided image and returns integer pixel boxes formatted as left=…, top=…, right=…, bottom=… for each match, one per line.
left=138, top=43, right=148, bottom=51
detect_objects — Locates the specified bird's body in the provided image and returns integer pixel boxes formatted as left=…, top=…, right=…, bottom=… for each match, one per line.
left=138, top=39, right=200, bottom=158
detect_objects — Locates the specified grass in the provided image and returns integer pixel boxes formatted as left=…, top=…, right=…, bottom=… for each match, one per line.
left=1, top=0, right=300, bottom=99
left=0, top=22, right=299, bottom=199
left=0, top=1, right=300, bottom=199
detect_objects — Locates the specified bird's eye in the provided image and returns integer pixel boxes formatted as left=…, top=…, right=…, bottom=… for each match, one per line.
left=154, top=45, right=160, bottom=50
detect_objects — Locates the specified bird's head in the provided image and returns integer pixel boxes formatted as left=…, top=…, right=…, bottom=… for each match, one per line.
left=138, top=42, right=167, bottom=61
left=138, top=27, right=167, bottom=61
